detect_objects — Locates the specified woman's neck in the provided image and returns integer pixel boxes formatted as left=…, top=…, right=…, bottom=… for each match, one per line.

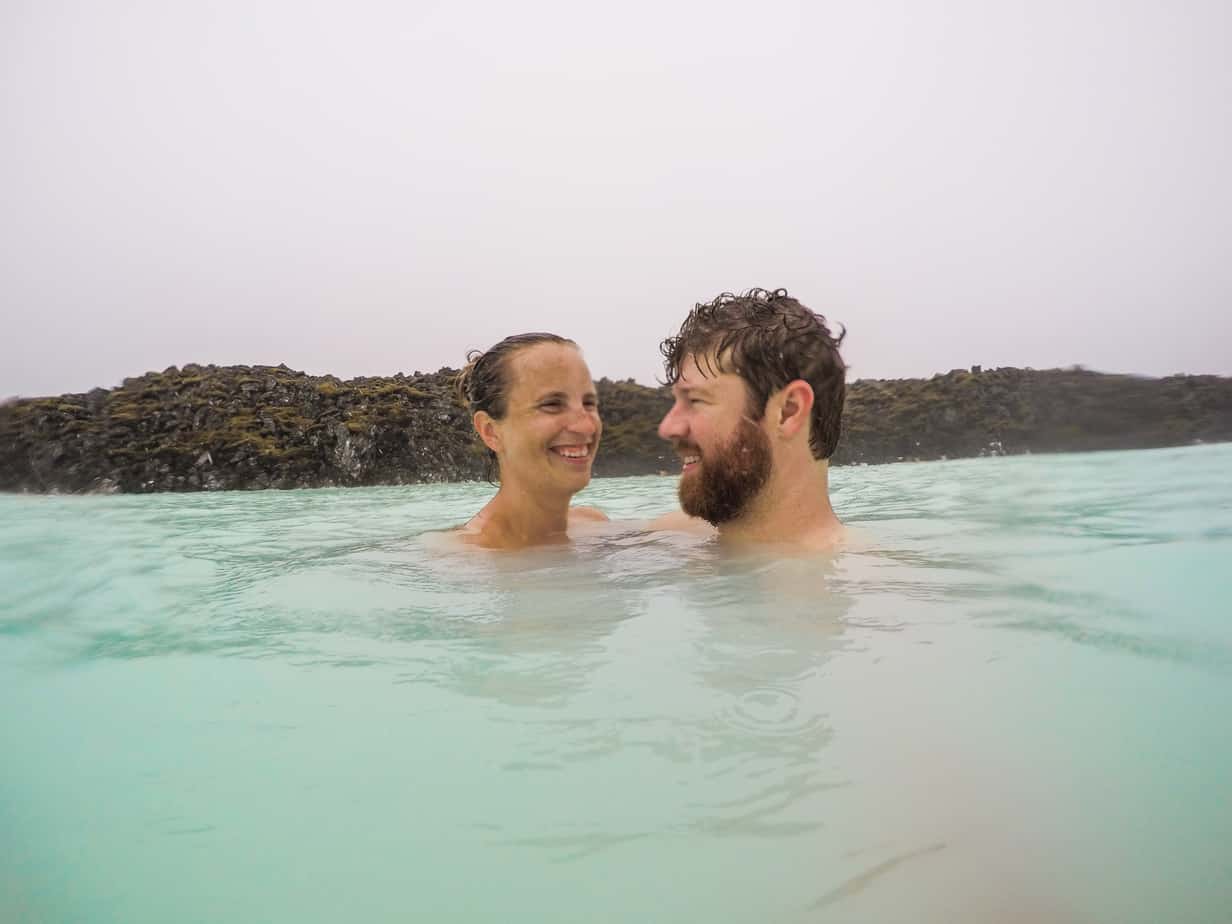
left=471, top=481, right=573, bottom=548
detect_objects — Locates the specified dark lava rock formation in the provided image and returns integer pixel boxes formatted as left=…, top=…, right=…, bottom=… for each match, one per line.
left=1, top=364, right=1229, bottom=493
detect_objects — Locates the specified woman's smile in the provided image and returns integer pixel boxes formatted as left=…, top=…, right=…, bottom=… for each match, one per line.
left=550, top=443, right=594, bottom=464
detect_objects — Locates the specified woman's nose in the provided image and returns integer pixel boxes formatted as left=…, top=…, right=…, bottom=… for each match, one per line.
left=568, top=406, right=599, bottom=435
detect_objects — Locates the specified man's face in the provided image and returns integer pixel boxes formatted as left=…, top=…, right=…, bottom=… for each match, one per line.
left=657, top=354, right=772, bottom=525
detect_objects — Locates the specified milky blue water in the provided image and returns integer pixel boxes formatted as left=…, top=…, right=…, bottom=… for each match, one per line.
left=2, top=445, right=1231, bottom=923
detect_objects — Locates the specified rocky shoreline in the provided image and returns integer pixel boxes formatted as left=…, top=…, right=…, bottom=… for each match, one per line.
left=1, top=363, right=1229, bottom=493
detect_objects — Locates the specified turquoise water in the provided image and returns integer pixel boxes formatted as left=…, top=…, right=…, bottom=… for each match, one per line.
left=2, top=445, right=1230, bottom=923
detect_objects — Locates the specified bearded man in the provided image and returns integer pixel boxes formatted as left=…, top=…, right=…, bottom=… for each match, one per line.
left=654, top=288, right=847, bottom=550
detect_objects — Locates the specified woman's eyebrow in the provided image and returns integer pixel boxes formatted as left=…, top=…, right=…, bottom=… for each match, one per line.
left=533, top=390, right=598, bottom=403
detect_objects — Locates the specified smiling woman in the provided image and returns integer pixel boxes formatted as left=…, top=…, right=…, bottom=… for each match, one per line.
left=451, top=333, right=607, bottom=549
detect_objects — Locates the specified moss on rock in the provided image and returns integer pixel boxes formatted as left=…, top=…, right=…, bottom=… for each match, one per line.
left=1, top=364, right=1229, bottom=493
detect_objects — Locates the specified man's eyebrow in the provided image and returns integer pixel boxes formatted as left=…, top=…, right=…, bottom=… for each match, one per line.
left=676, top=383, right=714, bottom=397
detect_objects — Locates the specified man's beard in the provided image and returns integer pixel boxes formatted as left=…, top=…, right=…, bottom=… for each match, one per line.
left=678, top=417, right=773, bottom=525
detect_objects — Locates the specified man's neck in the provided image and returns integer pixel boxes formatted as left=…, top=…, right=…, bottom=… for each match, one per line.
left=720, top=457, right=843, bottom=550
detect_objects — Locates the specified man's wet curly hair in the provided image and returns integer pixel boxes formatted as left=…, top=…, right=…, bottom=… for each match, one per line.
left=660, top=288, right=847, bottom=459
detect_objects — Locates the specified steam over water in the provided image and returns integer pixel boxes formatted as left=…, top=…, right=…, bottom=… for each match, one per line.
left=3, top=445, right=1230, bottom=922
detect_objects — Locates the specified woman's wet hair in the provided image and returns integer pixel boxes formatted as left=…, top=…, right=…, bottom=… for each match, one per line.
left=454, top=332, right=577, bottom=481
left=660, top=288, right=847, bottom=459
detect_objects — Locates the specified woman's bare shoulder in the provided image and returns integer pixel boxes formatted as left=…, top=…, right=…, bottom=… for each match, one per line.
left=649, top=510, right=715, bottom=535
left=419, top=525, right=476, bottom=551
left=569, top=505, right=609, bottom=523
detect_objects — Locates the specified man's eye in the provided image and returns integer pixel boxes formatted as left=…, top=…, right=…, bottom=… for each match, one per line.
left=584, top=399, right=598, bottom=409
left=688, top=398, right=706, bottom=406
left=540, top=401, right=563, bottom=411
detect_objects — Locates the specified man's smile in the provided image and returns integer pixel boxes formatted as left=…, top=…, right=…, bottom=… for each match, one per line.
left=674, top=444, right=702, bottom=473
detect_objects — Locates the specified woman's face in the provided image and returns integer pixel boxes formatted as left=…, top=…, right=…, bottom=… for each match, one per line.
left=482, top=342, right=601, bottom=495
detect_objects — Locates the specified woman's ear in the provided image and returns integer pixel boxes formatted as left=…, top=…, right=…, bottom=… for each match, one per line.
left=474, top=411, right=502, bottom=454
left=776, top=380, right=815, bottom=440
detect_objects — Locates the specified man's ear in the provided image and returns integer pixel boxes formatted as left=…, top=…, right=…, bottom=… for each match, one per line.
left=775, top=380, right=815, bottom=441
left=474, top=411, right=502, bottom=454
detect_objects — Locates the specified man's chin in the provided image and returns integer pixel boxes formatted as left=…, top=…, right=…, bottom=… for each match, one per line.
left=677, top=480, right=707, bottom=522
left=674, top=419, right=772, bottom=525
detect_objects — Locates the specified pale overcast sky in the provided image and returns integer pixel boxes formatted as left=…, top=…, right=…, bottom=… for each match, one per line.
left=3, top=0, right=1230, bottom=398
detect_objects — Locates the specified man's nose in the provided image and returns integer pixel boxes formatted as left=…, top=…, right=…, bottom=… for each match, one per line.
left=658, top=404, right=685, bottom=442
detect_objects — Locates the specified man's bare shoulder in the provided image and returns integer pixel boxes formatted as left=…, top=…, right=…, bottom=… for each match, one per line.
left=649, top=510, right=716, bottom=535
